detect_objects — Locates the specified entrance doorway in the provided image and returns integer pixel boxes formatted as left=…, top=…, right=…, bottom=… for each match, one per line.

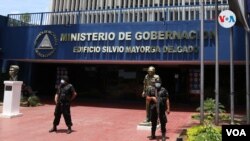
left=30, top=64, right=190, bottom=103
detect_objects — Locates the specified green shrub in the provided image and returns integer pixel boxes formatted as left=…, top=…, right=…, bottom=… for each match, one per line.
left=196, top=98, right=226, bottom=114
left=28, top=95, right=42, bottom=106
left=192, top=98, right=229, bottom=122
left=187, top=122, right=221, bottom=141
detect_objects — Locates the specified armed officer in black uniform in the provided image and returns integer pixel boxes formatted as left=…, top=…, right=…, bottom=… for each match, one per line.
left=146, top=78, right=170, bottom=141
left=49, top=76, right=77, bottom=134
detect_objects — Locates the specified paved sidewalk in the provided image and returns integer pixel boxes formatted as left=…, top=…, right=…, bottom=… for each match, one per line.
left=0, top=100, right=197, bottom=141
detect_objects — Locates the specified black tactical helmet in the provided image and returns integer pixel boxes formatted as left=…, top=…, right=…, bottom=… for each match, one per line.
left=61, top=75, right=69, bottom=83
left=155, top=77, right=161, bottom=83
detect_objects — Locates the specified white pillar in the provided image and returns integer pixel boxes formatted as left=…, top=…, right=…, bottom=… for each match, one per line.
left=118, top=0, right=122, bottom=8
left=100, top=0, right=103, bottom=9
left=104, top=0, right=107, bottom=9
left=143, top=0, right=146, bottom=7
left=91, top=0, right=95, bottom=10
left=142, top=9, right=145, bottom=22
left=162, top=0, right=165, bottom=6
left=177, top=7, right=180, bottom=20
left=79, top=0, right=83, bottom=10
left=75, top=0, right=80, bottom=11
left=51, top=0, right=56, bottom=12
left=82, top=0, right=87, bottom=10
left=138, top=0, right=141, bottom=8
left=74, top=13, right=77, bottom=24
left=112, top=10, right=115, bottom=23
left=100, top=12, right=103, bottom=23
left=204, top=5, right=207, bottom=20
left=91, top=12, right=94, bottom=23
left=86, top=12, right=89, bottom=23
left=123, top=0, right=126, bottom=8
left=81, top=13, right=86, bottom=23
left=71, top=0, right=75, bottom=11
left=128, top=10, right=131, bottom=22
left=132, top=10, right=135, bottom=22
left=66, top=0, right=71, bottom=11
left=104, top=11, right=107, bottom=23
left=0, top=81, right=23, bottom=118
left=63, top=0, right=68, bottom=11
left=59, top=0, right=63, bottom=12
left=54, top=0, right=59, bottom=12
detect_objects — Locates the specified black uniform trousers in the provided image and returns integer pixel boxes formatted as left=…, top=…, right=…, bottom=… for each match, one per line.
left=53, top=102, right=72, bottom=127
left=150, top=105, right=167, bottom=134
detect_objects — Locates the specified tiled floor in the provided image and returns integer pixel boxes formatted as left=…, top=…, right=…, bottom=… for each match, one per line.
left=0, top=100, right=197, bottom=141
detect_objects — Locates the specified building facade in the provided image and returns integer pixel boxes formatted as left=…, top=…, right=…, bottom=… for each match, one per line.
left=0, top=0, right=248, bottom=104
left=49, top=0, right=228, bottom=25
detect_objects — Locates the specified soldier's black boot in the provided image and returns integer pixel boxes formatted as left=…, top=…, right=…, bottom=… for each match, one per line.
left=49, top=126, right=57, bottom=133
left=149, top=131, right=156, bottom=140
left=162, top=133, right=166, bottom=141
left=67, top=126, right=72, bottom=134
left=149, top=135, right=156, bottom=140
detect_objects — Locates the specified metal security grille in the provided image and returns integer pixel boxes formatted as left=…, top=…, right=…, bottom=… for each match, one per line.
left=7, top=0, right=229, bottom=27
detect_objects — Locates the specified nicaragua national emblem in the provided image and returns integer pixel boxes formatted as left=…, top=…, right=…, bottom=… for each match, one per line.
left=34, top=30, right=57, bottom=57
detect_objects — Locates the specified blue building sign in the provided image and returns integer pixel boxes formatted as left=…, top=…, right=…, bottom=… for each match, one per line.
left=1, top=20, right=244, bottom=63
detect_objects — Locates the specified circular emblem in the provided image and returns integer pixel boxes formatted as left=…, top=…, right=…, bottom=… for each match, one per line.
left=34, top=30, right=57, bottom=57
left=218, top=10, right=236, bottom=28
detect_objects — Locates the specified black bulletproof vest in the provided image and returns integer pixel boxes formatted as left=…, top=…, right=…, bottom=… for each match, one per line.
left=59, top=84, right=72, bottom=102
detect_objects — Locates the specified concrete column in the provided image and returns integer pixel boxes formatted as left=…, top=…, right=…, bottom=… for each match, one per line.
left=79, top=0, right=82, bottom=10
left=113, top=11, right=116, bottom=23
left=59, top=0, right=63, bottom=12
left=91, top=0, right=95, bottom=10
left=107, top=0, right=110, bottom=9
left=113, top=0, right=116, bottom=8
left=63, top=0, right=67, bottom=11
left=127, top=10, right=130, bottom=22
left=86, top=12, right=89, bottom=23
left=104, top=0, right=107, bottom=9
left=119, top=0, right=123, bottom=8
left=87, top=0, right=91, bottom=10
left=66, top=0, right=71, bottom=11
left=132, top=10, right=135, bottom=22
left=54, top=0, right=59, bottom=12
left=71, top=0, right=75, bottom=11
left=162, top=0, right=165, bottom=6
left=100, top=12, right=103, bottom=23
left=142, top=9, right=145, bottom=22
left=138, top=0, right=141, bottom=8
left=91, top=12, right=94, bottom=23
left=73, top=13, right=77, bottom=24
left=104, top=11, right=107, bottom=23
left=122, top=11, right=125, bottom=22
left=82, top=0, right=86, bottom=10
left=123, top=0, right=127, bottom=8
left=75, top=0, right=80, bottom=11
left=51, top=0, right=56, bottom=12
left=81, top=13, right=86, bottom=23
left=100, top=0, right=104, bottom=9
